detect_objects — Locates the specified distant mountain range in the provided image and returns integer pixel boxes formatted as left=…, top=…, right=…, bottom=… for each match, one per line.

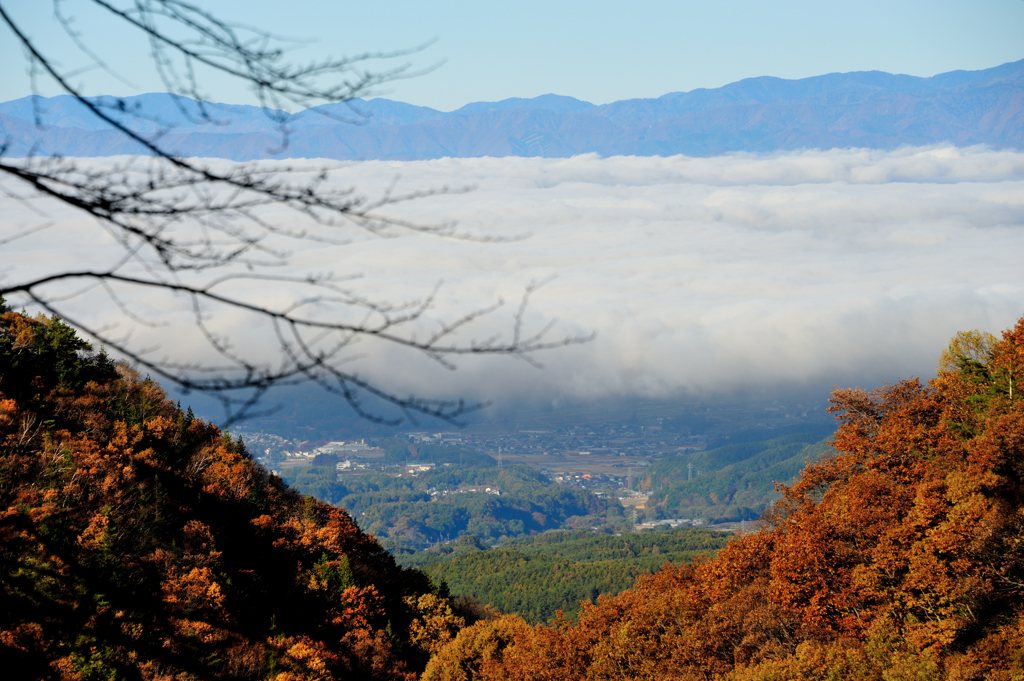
left=2, top=59, right=1023, bottom=160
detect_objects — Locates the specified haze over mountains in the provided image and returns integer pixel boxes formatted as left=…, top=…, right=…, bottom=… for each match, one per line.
left=2, top=59, right=1022, bottom=160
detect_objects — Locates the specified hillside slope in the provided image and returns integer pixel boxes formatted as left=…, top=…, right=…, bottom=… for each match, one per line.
left=283, top=463, right=615, bottom=553
left=644, top=430, right=835, bottom=522
left=0, top=307, right=464, bottom=680
left=424, top=317, right=1024, bottom=680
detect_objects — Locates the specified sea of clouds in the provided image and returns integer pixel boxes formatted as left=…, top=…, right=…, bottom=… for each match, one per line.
left=3, top=146, right=1022, bottom=408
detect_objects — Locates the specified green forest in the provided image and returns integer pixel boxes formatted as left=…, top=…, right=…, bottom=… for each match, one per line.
left=281, top=463, right=618, bottom=552
left=642, top=431, right=835, bottom=522
left=404, top=528, right=730, bottom=623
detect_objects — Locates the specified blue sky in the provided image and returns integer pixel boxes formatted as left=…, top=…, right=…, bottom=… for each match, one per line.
left=2, top=0, right=1023, bottom=111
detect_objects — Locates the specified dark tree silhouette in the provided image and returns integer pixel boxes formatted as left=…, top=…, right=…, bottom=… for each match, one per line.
left=0, top=0, right=588, bottom=425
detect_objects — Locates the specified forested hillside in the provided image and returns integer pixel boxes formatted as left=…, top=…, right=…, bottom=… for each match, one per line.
left=0, top=306, right=466, bottom=680
left=7, top=298, right=1024, bottom=680
left=423, top=318, right=1024, bottom=680
left=283, top=464, right=616, bottom=552
left=406, top=529, right=729, bottom=623
left=643, top=431, right=834, bottom=522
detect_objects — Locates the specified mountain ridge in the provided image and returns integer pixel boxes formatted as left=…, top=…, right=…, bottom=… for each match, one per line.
left=1, top=59, right=1022, bottom=159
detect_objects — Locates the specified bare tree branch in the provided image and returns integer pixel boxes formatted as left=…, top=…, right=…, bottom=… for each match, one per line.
left=0, top=0, right=591, bottom=427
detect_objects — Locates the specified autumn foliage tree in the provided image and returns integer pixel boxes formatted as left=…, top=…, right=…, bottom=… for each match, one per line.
left=0, top=301, right=465, bottom=680
left=423, top=316, right=1024, bottom=680
left=6, top=297, right=1024, bottom=680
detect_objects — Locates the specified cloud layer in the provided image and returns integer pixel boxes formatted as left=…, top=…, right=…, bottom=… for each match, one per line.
left=4, top=147, right=1023, bottom=409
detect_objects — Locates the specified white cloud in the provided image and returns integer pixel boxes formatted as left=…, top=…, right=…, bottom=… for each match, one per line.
left=3, top=146, right=1022, bottom=410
